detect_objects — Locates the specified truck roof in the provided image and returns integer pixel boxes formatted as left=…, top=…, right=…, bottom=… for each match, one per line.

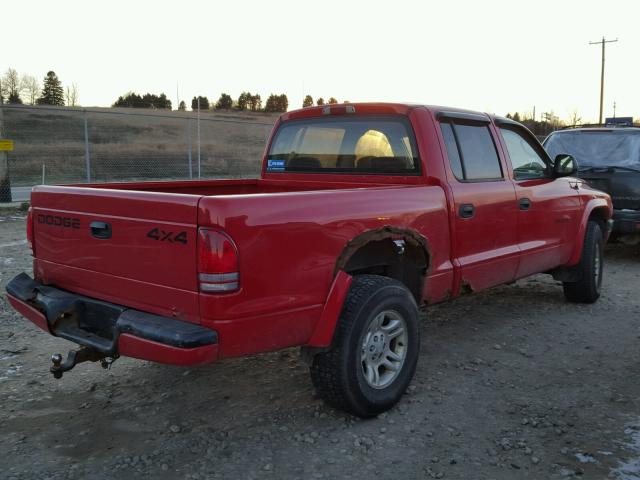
left=280, top=102, right=492, bottom=122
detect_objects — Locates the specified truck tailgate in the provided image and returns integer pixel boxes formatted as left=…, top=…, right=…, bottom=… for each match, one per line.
left=31, top=186, right=201, bottom=322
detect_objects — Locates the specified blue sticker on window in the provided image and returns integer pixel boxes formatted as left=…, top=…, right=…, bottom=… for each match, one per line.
left=267, top=159, right=285, bottom=171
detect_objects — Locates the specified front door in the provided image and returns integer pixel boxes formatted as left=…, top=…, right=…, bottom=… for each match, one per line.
left=496, top=124, right=582, bottom=278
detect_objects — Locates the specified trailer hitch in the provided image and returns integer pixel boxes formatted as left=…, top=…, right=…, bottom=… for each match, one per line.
left=50, top=348, right=118, bottom=379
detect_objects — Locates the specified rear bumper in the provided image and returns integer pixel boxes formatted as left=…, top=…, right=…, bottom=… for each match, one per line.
left=5, top=273, right=218, bottom=366
left=613, top=209, right=640, bottom=234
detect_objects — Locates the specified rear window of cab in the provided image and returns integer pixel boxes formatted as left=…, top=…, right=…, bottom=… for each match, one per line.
left=266, top=116, right=420, bottom=175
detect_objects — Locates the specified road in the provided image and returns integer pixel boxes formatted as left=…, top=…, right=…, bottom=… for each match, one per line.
left=1, top=214, right=640, bottom=480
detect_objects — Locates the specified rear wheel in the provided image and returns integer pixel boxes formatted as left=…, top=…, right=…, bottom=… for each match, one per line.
left=309, top=275, right=420, bottom=417
left=563, top=221, right=604, bottom=303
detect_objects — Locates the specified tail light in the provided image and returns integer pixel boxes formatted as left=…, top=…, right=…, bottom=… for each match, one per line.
left=197, top=228, right=239, bottom=293
left=26, top=208, right=35, bottom=255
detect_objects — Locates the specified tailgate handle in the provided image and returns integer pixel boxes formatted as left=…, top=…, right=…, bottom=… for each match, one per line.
left=90, top=221, right=112, bottom=239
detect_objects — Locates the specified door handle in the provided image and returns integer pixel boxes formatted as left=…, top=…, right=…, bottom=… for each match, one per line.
left=90, top=221, right=112, bottom=239
left=459, top=204, right=475, bottom=218
left=519, top=198, right=531, bottom=211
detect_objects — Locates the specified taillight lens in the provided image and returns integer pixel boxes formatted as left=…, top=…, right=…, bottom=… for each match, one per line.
left=197, top=229, right=239, bottom=293
left=26, top=208, right=35, bottom=255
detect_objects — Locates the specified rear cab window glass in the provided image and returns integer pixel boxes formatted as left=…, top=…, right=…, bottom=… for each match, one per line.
left=267, top=116, right=420, bottom=175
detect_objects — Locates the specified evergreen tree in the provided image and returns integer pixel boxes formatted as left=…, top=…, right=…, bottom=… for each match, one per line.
left=178, top=100, right=186, bottom=111
left=249, top=93, right=262, bottom=111
left=327, top=97, right=338, bottom=104
left=316, top=97, right=325, bottom=106
left=36, top=71, right=65, bottom=106
left=302, top=95, right=313, bottom=107
left=8, top=91, right=23, bottom=104
left=215, top=93, right=233, bottom=110
left=191, top=96, right=210, bottom=110
left=278, top=94, right=288, bottom=112
left=264, top=93, right=288, bottom=113
left=237, top=91, right=251, bottom=111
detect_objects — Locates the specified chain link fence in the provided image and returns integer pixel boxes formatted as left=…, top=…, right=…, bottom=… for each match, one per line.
left=0, top=104, right=276, bottom=202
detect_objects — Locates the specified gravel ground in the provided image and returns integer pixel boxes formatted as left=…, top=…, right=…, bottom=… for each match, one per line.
left=1, top=214, right=640, bottom=480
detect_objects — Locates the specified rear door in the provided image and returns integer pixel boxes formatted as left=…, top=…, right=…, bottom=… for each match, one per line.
left=496, top=123, right=581, bottom=278
left=438, top=113, right=520, bottom=291
left=31, top=186, right=202, bottom=322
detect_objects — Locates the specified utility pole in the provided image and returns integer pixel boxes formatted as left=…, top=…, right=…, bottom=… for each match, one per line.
left=589, top=37, right=618, bottom=125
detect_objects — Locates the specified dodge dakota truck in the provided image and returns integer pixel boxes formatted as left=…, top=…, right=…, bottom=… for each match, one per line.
left=6, top=103, right=613, bottom=417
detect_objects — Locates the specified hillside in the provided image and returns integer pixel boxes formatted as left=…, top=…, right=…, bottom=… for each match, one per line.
left=3, top=105, right=278, bottom=186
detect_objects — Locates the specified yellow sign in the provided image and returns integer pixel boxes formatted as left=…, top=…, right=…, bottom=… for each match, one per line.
left=0, top=139, right=13, bottom=152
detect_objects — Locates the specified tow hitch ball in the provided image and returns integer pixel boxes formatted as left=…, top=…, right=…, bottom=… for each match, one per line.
left=50, top=348, right=118, bottom=379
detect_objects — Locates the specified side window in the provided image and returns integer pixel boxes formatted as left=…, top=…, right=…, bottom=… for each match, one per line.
left=500, top=128, right=548, bottom=180
left=455, top=124, right=503, bottom=180
left=440, top=122, right=463, bottom=179
left=439, top=121, right=503, bottom=181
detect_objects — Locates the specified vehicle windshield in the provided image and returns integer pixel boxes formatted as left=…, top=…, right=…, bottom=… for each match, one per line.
left=544, top=130, right=640, bottom=170
left=266, top=116, right=420, bottom=174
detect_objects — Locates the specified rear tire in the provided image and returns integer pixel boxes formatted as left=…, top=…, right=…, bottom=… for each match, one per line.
left=309, top=275, right=420, bottom=417
left=563, top=221, right=604, bottom=303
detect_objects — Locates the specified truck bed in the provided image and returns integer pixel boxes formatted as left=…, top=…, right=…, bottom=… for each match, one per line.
left=73, top=178, right=388, bottom=196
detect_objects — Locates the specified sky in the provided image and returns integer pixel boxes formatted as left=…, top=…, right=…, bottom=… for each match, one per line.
left=3, top=0, right=639, bottom=123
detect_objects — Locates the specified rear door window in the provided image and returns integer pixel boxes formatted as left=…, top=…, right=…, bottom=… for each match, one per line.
left=439, top=121, right=503, bottom=181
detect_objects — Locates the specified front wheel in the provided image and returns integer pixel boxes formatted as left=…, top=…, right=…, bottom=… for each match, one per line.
left=563, top=221, right=604, bottom=303
left=309, top=275, right=420, bottom=417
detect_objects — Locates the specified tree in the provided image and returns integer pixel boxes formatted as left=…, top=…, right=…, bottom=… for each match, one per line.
left=191, top=96, right=209, bottom=111
left=264, top=93, right=288, bottom=113
left=249, top=93, right=262, bottom=111
left=8, top=91, right=23, bottom=104
left=568, top=108, right=582, bottom=126
left=37, top=71, right=65, bottom=106
left=302, top=95, right=313, bottom=107
left=113, top=92, right=143, bottom=107
left=65, top=83, right=79, bottom=106
left=512, top=112, right=521, bottom=122
left=237, top=91, right=251, bottom=111
left=112, top=92, right=171, bottom=109
left=178, top=100, right=186, bottom=111
left=316, top=97, right=325, bottom=106
left=327, top=97, right=338, bottom=104
left=21, top=74, right=39, bottom=105
left=215, top=93, right=233, bottom=110
left=2, top=68, right=23, bottom=104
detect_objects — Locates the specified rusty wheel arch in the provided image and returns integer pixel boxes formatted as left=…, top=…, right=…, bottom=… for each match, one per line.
left=333, top=226, right=431, bottom=301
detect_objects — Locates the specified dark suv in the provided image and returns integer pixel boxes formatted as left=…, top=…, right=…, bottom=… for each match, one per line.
left=544, top=127, right=640, bottom=235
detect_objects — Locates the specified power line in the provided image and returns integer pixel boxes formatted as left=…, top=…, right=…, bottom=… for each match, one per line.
left=589, top=37, right=618, bottom=125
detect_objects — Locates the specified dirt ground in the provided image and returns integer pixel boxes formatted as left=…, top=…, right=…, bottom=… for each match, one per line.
left=1, top=214, right=640, bottom=480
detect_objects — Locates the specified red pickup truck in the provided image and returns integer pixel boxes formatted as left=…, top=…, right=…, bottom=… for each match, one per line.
left=6, top=103, right=612, bottom=417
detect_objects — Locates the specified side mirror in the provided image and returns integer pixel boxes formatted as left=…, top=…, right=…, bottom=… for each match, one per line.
left=553, top=154, right=577, bottom=178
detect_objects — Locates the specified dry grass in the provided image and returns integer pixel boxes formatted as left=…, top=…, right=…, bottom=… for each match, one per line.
left=4, top=106, right=277, bottom=186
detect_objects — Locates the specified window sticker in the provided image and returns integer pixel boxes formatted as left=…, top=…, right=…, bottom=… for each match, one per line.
left=267, top=159, right=285, bottom=171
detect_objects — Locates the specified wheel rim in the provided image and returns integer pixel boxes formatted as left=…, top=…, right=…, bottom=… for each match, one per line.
left=360, top=309, right=408, bottom=389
